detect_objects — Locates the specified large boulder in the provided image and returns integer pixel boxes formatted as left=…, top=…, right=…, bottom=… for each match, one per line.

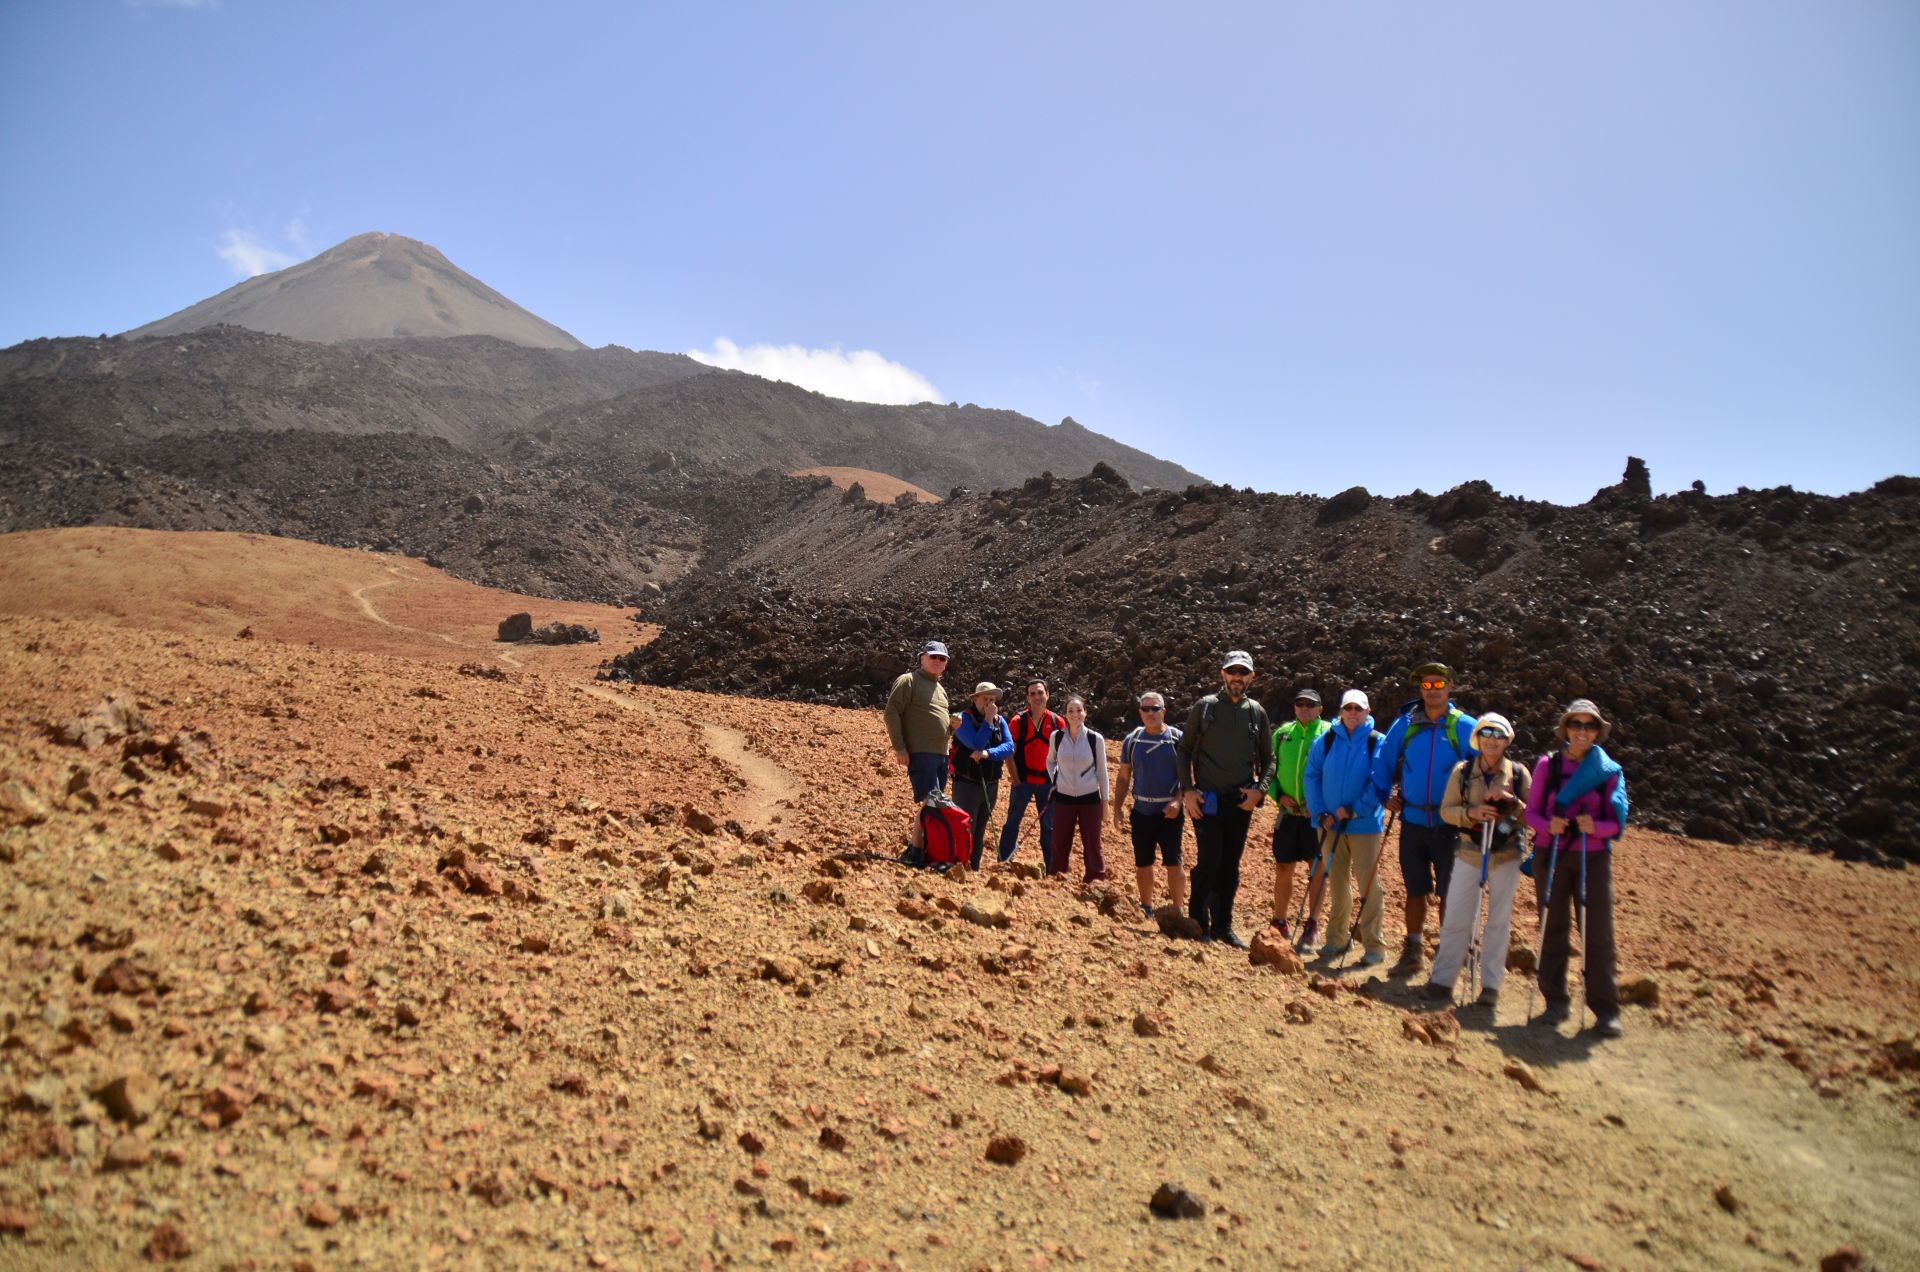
left=497, top=612, right=533, bottom=642
left=530, top=622, right=599, bottom=645
left=1315, top=485, right=1370, bottom=525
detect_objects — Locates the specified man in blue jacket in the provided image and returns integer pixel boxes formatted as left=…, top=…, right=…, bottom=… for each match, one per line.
left=950, top=682, right=1015, bottom=869
left=1373, top=662, right=1478, bottom=974
left=1305, top=690, right=1389, bottom=963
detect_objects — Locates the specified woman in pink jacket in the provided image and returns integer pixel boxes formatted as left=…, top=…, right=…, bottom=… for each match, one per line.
left=1523, top=698, right=1629, bottom=1038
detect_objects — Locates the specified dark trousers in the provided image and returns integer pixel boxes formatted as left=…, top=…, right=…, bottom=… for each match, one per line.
left=1189, top=799, right=1254, bottom=937
left=951, top=776, right=998, bottom=870
left=1050, top=799, right=1107, bottom=881
left=1536, top=848, right=1618, bottom=1017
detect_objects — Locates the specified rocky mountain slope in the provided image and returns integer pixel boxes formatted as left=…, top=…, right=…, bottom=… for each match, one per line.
left=609, top=462, right=1920, bottom=865
left=122, top=232, right=588, bottom=349
left=0, top=433, right=706, bottom=605
left=0, top=327, right=707, bottom=453
left=511, top=372, right=1201, bottom=495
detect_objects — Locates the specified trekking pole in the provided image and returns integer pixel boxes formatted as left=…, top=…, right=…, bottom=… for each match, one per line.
left=1292, top=820, right=1339, bottom=936
left=1576, top=832, right=1590, bottom=1033
left=1524, top=833, right=1564, bottom=1022
left=1461, top=819, right=1494, bottom=1005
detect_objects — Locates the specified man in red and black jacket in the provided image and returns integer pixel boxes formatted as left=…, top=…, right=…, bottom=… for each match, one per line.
left=997, top=679, right=1063, bottom=865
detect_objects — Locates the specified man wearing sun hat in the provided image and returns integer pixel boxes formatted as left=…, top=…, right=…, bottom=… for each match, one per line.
left=1374, top=661, right=1478, bottom=973
left=1425, top=711, right=1533, bottom=1007
left=949, top=681, right=1014, bottom=869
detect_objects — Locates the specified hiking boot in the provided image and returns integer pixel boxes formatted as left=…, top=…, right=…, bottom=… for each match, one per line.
left=1360, top=951, right=1385, bottom=966
left=1140, top=903, right=1155, bottom=920
left=1474, top=987, right=1500, bottom=1008
left=1594, top=1015, right=1624, bottom=1038
left=1390, top=939, right=1424, bottom=975
left=1421, top=981, right=1454, bottom=1002
left=1320, top=941, right=1351, bottom=960
left=1214, top=931, right=1248, bottom=950
left=1537, top=1000, right=1571, bottom=1026
left=1269, top=916, right=1290, bottom=939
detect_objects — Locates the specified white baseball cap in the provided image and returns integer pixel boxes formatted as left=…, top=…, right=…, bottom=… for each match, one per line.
left=1339, top=689, right=1370, bottom=711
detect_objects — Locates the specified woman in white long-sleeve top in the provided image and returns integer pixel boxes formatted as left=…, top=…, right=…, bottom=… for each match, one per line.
left=1046, top=695, right=1110, bottom=883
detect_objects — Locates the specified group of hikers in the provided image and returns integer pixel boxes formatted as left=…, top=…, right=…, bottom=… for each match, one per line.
left=885, top=642, right=1632, bottom=1037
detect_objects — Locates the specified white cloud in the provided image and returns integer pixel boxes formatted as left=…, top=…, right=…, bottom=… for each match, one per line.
left=216, top=229, right=297, bottom=278
left=686, top=338, right=940, bottom=405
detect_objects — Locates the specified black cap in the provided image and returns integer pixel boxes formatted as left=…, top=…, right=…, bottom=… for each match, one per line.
left=1293, top=688, right=1322, bottom=705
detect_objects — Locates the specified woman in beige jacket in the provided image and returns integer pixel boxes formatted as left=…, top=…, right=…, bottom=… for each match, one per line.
left=1425, top=713, right=1532, bottom=1007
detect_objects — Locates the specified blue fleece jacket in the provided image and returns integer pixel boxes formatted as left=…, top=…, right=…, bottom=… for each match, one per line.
left=950, top=708, right=1014, bottom=784
left=1373, top=702, right=1478, bottom=826
left=1304, top=715, right=1386, bottom=834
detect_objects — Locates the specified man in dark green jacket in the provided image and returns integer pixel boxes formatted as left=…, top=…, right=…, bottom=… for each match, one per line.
left=1267, top=688, right=1331, bottom=944
left=884, top=640, right=953, bottom=805
left=1176, top=650, right=1274, bottom=948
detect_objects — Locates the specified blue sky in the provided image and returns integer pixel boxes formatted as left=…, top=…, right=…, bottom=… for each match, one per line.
left=2, top=2, right=1915, bottom=503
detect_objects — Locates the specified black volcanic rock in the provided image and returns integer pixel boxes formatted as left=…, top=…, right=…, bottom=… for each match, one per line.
left=607, top=465, right=1920, bottom=863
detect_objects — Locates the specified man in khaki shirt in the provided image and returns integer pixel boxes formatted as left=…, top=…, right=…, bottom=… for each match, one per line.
left=884, top=640, right=953, bottom=804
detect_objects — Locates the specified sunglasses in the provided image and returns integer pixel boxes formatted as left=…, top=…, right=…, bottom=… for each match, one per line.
left=1339, top=704, right=1366, bottom=713
left=1476, top=727, right=1507, bottom=738
left=1565, top=719, right=1600, bottom=732
left=1419, top=679, right=1449, bottom=691
left=924, top=653, right=948, bottom=661
left=1140, top=705, right=1164, bottom=712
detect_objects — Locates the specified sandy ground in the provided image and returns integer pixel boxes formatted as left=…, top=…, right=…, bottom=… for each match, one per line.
left=790, top=470, right=941, bottom=504
left=0, top=529, right=1912, bottom=1272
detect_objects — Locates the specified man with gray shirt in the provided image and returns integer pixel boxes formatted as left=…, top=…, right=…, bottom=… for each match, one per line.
left=1176, top=651, right=1274, bottom=948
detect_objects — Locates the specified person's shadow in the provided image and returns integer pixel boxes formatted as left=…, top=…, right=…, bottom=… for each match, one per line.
left=1481, top=1010, right=1606, bottom=1066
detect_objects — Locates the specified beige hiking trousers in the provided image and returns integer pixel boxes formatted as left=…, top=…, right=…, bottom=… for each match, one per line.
left=1324, top=832, right=1386, bottom=955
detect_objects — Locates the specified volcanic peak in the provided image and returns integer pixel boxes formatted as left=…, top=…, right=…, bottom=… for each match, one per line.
left=122, top=231, right=587, bottom=351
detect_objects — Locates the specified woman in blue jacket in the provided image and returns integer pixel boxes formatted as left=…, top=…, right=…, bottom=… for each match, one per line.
left=1304, top=690, right=1388, bottom=963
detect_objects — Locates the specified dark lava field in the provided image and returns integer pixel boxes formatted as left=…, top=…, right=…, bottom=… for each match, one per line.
left=609, top=461, right=1920, bottom=866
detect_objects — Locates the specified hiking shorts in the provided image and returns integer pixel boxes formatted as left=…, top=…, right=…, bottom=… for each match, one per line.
left=907, top=753, right=949, bottom=802
left=1130, top=807, right=1184, bottom=868
left=1270, top=812, right=1320, bottom=865
left=1398, top=819, right=1460, bottom=898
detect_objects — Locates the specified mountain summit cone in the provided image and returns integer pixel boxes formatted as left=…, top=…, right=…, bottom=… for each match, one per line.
left=122, top=231, right=586, bottom=350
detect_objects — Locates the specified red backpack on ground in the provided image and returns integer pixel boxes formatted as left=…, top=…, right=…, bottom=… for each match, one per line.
left=917, top=791, right=972, bottom=866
